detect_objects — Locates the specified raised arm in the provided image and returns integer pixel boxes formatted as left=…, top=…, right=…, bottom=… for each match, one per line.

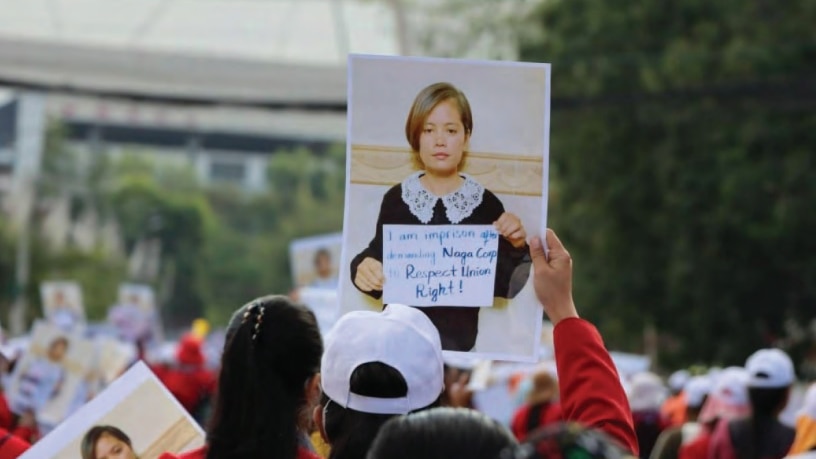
left=529, top=230, right=639, bottom=455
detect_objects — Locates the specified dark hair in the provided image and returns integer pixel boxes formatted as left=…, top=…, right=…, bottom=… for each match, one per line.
left=366, top=407, right=516, bottom=459
left=740, top=386, right=792, bottom=459
left=206, top=295, right=323, bottom=459
left=81, top=425, right=133, bottom=459
left=323, top=361, right=438, bottom=459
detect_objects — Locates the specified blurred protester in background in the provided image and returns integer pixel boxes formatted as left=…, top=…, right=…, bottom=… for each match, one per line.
left=661, top=370, right=690, bottom=428
left=787, top=383, right=816, bottom=458
left=650, top=375, right=713, bottom=459
left=0, top=427, right=29, bottom=459
left=510, top=366, right=562, bottom=441
left=679, top=367, right=750, bottom=459
left=151, top=332, right=216, bottom=424
left=160, top=295, right=324, bottom=459
left=628, top=371, right=668, bottom=458
left=709, top=349, right=796, bottom=459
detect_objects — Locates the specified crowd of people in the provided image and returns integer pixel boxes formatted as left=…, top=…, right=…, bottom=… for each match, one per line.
left=0, top=229, right=812, bottom=459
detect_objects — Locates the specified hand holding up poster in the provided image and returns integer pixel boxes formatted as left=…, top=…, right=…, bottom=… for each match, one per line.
left=339, top=55, right=550, bottom=361
left=20, top=361, right=205, bottom=459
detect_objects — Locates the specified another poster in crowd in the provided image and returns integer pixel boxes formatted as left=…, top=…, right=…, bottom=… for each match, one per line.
left=40, top=281, right=86, bottom=331
left=297, top=287, right=340, bottom=335
left=339, top=54, right=550, bottom=361
left=108, top=283, right=162, bottom=346
left=20, top=361, right=205, bottom=459
left=5, top=321, right=96, bottom=433
left=289, top=233, right=343, bottom=290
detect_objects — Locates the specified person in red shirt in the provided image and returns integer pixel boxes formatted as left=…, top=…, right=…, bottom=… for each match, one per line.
left=511, top=368, right=563, bottom=441
left=151, top=333, right=216, bottom=422
left=366, top=229, right=640, bottom=458
left=0, top=428, right=29, bottom=459
left=159, top=295, right=324, bottom=459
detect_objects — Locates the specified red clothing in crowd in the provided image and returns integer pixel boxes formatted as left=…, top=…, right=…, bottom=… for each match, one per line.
left=678, top=427, right=712, bottom=459
left=554, top=317, right=640, bottom=455
left=158, top=444, right=321, bottom=459
left=152, top=334, right=216, bottom=414
left=0, top=428, right=29, bottom=459
left=0, top=393, right=37, bottom=445
left=511, top=401, right=563, bottom=441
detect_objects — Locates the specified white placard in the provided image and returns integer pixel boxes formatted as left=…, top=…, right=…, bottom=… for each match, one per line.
left=21, top=361, right=205, bottom=459
left=383, top=224, right=499, bottom=307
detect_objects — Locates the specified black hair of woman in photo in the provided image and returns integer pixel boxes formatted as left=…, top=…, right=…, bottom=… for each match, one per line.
left=204, top=295, right=324, bottom=459
left=350, top=82, right=532, bottom=352
left=81, top=425, right=138, bottom=459
left=365, top=407, right=517, bottom=459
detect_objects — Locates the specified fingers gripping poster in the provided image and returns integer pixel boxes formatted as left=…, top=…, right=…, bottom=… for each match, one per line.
left=338, top=55, right=550, bottom=361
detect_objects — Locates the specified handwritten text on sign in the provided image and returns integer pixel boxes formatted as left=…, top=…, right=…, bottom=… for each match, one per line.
left=382, top=224, right=499, bottom=307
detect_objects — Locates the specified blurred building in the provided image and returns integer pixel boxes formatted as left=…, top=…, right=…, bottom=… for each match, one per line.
left=0, top=0, right=402, bottom=192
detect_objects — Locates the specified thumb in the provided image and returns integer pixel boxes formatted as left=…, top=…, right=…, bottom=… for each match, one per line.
left=529, top=235, right=549, bottom=271
left=545, top=229, right=571, bottom=266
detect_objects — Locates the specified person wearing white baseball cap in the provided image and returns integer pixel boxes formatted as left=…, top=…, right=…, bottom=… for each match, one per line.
left=314, top=303, right=445, bottom=459
left=708, top=348, right=796, bottom=459
left=651, top=375, right=713, bottom=459
left=678, top=367, right=750, bottom=459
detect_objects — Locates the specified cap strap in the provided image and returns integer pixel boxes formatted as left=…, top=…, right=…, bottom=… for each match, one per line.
left=345, top=393, right=412, bottom=415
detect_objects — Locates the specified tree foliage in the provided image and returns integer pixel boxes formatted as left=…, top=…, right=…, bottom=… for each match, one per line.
left=519, top=0, right=816, bottom=367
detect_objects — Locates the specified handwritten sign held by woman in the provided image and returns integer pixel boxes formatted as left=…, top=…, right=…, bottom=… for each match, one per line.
left=383, top=224, right=499, bottom=306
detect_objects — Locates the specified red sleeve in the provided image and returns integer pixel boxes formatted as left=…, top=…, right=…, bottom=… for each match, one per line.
left=0, top=428, right=30, bottom=459
left=510, top=405, right=530, bottom=440
left=553, top=318, right=638, bottom=455
left=708, top=420, right=736, bottom=459
left=158, top=445, right=207, bottom=459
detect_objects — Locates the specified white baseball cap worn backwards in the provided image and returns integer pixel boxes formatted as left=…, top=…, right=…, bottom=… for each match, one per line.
left=321, top=303, right=444, bottom=415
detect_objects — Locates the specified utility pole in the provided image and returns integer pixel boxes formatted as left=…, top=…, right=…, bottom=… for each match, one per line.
left=8, top=92, right=46, bottom=336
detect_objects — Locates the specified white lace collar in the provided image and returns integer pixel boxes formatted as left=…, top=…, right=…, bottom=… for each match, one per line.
left=400, top=172, right=485, bottom=224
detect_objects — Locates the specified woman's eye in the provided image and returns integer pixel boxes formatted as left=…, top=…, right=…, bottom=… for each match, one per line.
left=448, top=129, right=458, bottom=134
left=423, top=128, right=433, bottom=133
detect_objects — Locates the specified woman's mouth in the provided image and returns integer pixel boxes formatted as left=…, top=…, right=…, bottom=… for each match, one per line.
left=433, top=153, right=449, bottom=160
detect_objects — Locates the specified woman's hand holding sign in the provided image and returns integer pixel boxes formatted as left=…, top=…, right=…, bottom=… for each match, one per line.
left=494, top=212, right=527, bottom=248
left=354, top=257, right=385, bottom=293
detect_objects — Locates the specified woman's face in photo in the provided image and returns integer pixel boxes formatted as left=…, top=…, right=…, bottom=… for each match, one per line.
left=47, top=339, right=68, bottom=361
left=94, top=433, right=137, bottom=459
left=419, top=99, right=469, bottom=177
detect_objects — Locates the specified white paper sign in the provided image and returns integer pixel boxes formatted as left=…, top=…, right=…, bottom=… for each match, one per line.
left=382, top=224, right=500, bottom=307
left=21, top=361, right=205, bottom=459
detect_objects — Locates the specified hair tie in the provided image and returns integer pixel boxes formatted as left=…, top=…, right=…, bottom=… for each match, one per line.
left=242, top=302, right=266, bottom=341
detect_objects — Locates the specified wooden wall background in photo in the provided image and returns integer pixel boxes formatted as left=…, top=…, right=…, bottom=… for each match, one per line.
left=140, top=416, right=204, bottom=458
left=350, top=145, right=544, bottom=197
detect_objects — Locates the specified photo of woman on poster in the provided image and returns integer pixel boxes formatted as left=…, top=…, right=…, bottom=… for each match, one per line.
left=350, top=82, right=532, bottom=352
left=81, top=425, right=138, bottom=459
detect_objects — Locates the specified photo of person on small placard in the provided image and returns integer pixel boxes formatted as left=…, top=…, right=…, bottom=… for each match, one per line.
left=41, top=282, right=85, bottom=331
left=9, top=335, right=69, bottom=416
left=288, top=233, right=343, bottom=290
left=340, top=55, right=551, bottom=361
left=350, top=82, right=532, bottom=352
